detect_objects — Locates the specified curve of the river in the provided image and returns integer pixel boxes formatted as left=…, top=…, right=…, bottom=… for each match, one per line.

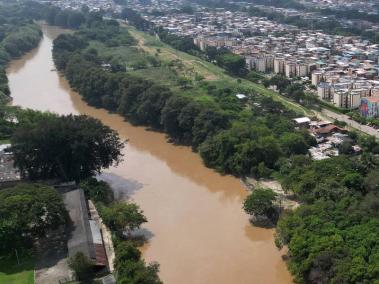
left=6, top=24, right=293, bottom=284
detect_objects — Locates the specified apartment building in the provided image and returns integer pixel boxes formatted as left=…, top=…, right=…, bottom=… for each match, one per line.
left=360, top=96, right=379, bottom=118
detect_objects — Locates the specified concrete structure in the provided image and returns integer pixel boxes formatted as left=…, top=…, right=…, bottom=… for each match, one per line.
left=0, top=144, right=21, bottom=187
left=360, top=96, right=379, bottom=118
left=274, top=57, right=285, bottom=74
left=312, top=71, right=323, bottom=86
left=296, top=63, right=309, bottom=77
left=333, top=90, right=362, bottom=109
left=317, top=83, right=333, bottom=100
left=285, top=62, right=296, bottom=77
left=63, top=189, right=108, bottom=268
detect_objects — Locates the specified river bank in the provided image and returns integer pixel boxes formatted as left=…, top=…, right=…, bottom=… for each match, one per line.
left=242, top=177, right=300, bottom=211
left=7, top=24, right=293, bottom=284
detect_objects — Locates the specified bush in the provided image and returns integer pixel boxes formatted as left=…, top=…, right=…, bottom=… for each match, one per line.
left=243, top=188, right=278, bottom=223
left=68, top=252, right=94, bottom=281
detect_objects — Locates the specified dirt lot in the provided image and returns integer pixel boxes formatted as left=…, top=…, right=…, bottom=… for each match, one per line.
left=34, top=230, right=72, bottom=284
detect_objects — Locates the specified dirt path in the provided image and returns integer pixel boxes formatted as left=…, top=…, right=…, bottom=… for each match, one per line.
left=129, top=29, right=218, bottom=81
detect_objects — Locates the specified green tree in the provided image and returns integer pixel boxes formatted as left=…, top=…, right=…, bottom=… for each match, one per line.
left=161, top=96, right=191, bottom=141
left=115, top=241, right=141, bottom=265
left=0, top=183, right=67, bottom=253
left=68, top=252, right=94, bottom=282
left=177, top=76, right=192, bottom=89
left=67, top=11, right=85, bottom=29
left=54, top=10, right=69, bottom=27
left=342, top=173, right=364, bottom=191
left=102, top=202, right=147, bottom=237
left=279, top=132, right=309, bottom=155
left=11, top=114, right=124, bottom=182
left=338, top=140, right=354, bottom=155
left=80, top=178, right=114, bottom=205
left=216, top=53, right=246, bottom=75
left=364, top=170, right=379, bottom=192
left=117, top=260, right=162, bottom=284
left=243, top=188, right=277, bottom=222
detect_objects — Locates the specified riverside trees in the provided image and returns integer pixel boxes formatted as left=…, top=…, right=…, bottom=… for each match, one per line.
left=51, top=14, right=379, bottom=283
left=243, top=188, right=278, bottom=223
left=11, top=114, right=124, bottom=182
left=52, top=22, right=315, bottom=177
left=81, top=178, right=161, bottom=283
left=102, top=203, right=147, bottom=238
left=275, top=151, right=379, bottom=283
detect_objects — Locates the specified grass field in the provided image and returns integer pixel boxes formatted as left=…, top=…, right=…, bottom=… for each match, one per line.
left=91, top=24, right=313, bottom=116
left=127, top=26, right=314, bottom=115
left=0, top=139, right=10, bottom=145
left=0, top=255, right=34, bottom=284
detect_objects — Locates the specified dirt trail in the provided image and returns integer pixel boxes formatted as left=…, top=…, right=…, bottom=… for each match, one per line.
left=129, top=29, right=218, bottom=81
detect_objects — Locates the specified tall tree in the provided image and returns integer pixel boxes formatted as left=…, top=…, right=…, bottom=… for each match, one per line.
left=101, top=202, right=147, bottom=237
left=11, top=114, right=124, bottom=182
left=0, top=183, right=67, bottom=253
left=243, top=188, right=278, bottom=222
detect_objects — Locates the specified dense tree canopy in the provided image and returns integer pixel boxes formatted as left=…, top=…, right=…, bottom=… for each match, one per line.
left=276, top=198, right=379, bottom=283
left=215, top=53, right=247, bottom=76
left=11, top=114, right=124, bottom=182
left=45, top=6, right=86, bottom=29
left=52, top=17, right=317, bottom=179
left=243, top=188, right=278, bottom=222
left=101, top=202, right=147, bottom=237
left=0, top=183, right=67, bottom=253
left=275, top=150, right=379, bottom=283
left=1, top=24, right=42, bottom=58
left=114, top=240, right=161, bottom=284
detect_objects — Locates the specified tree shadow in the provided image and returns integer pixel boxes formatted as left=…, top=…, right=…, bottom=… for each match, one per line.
left=115, top=228, right=155, bottom=248
left=34, top=226, right=69, bottom=271
left=249, top=218, right=276, bottom=229
left=129, top=227, right=155, bottom=242
left=98, top=172, right=144, bottom=200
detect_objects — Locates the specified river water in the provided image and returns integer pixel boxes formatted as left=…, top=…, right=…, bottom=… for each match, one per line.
left=6, top=25, right=292, bottom=284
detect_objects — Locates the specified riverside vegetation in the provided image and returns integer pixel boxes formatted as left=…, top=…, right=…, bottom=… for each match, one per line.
left=0, top=1, right=42, bottom=123
left=50, top=7, right=379, bottom=283
left=0, top=2, right=161, bottom=283
left=0, top=1, right=378, bottom=282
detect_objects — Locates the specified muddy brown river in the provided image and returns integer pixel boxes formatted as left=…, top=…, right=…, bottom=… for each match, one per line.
left=7, top=24, right=293, bottom=284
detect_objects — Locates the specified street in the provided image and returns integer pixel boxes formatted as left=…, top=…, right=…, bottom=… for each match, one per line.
left=321, top=109, right=379, bottom=139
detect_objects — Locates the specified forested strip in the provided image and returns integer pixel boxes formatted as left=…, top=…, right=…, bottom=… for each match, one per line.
left=0, top=1, right=44, bottom=140
left=52, top=18, right=317, bottom=178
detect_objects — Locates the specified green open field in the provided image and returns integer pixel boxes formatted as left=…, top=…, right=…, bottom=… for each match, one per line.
left=126, top=26, right=313, bottom=115
left=0, top=139, right=10, bottom=145
left=89, top=24, right=312, bottom=116
left=0, top=255, right=34, bottom=284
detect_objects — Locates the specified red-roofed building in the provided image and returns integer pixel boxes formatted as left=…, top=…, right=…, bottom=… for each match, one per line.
left=313, top=124, right=347, bottom=137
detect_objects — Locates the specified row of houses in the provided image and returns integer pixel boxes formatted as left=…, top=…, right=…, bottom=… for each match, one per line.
left=128, top=2, right=379, bottom=117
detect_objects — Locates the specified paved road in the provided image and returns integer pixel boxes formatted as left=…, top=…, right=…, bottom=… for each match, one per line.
left=320, top=109, right=379, bottom=139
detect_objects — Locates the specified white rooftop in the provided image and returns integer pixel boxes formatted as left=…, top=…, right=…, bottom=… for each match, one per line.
left=293, top=117, right=311, bottom=124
